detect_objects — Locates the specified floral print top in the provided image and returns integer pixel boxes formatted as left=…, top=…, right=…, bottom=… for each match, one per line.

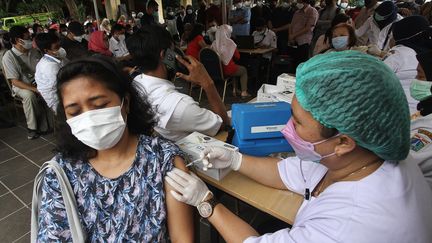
left=37, top=135, right=184, bottom=242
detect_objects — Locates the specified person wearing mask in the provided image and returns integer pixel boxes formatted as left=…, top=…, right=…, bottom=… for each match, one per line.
left=314, top=0, right=340, bottom=46
left=99, top=18, right=112, bottom=34
left=229, top=0, right=252, bottom=37
left=83, top=22, right=94, bottom=41
left=109, top=24, right=131, bottom=60
left=313, top=13, right=351, bottom=55
left=186, top=23, right=208, bottom=60
left=117, top=15, right=127, bottom=26
left=165, top=51, right=432, bottom=242
left=354, top=0, right=378, bottom=45
left=289, top=0, right=319, bottom=70
left=33, top=56, right=194, bottom=242
left=322, top=23, right=363, bottom=53
left=184, top=5, right=197, bottom=25
left=34, top=33, right=67, bottom=112
left=197, top=0, right=207, bottom=26
left=271, top=0, right=296, bottom=53
left=176, top=6, right=186, bottom=37
left=338, top=0, right=349, bottom=12
left=141, top=0, right=159, bottom=26
left=206, top=0, right=223, bottom=28
left=83, top=16, right=93, bottom=26
left=383, top=15, right=432, bottom=114
left=406, top=50, right=432, bottom=190
left=250, top=0, right=272, bottom=34
left=165, top=7, right=180, bottom=42
left=212, top=25, right=251, bottom=98
left=355, top=1, right=402, bottom=52
left=88, top=30, right=112, bottom=57
left=2, top=26, right=50, bottom=139
left=126, top=25, right=229, bottom=141
left=181, top=23, right=193, bottom=47
left=205, top=20, right=219, bottom=43
left=59, top=24, right=68, bottom=37
left=252, top=18, right=277, bottom=59
left=61, top=21, right=90, bottom=61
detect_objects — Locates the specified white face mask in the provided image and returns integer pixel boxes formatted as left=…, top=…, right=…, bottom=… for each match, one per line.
left=61, top=31, right=68, bottom=36
left=281, top=2, right=290, bottom=8
left=296, top=3, right=304, bottom=9
left=73, top=35, right=84, bottom=42
left=132, top=13, right=137, bottom=18
left=53, top=47, right=67, bottom=59
left=340, top=2, right=348, bottom=8
left=117, top=34, right=126, bottom=42
left=236, top=2, right=243, bottom=8
left=67, top=103, right=126, bottom=150
left=244, top=1, right=252, bottom=7
left=187, top=9, right=193, bottom=14
left=20, top=39, right=33, bottom=50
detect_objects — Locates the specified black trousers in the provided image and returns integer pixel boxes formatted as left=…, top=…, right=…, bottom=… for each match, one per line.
left=290, top=43, right=310, bottom=73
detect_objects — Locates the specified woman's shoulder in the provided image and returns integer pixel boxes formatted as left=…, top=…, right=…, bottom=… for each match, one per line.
left=137, top=135, right=183, bottom=156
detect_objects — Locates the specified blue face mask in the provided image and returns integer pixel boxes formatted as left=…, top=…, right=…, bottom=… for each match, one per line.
left=332, top=36, right=349, bottom=50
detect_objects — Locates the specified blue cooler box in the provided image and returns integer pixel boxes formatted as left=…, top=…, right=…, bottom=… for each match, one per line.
left=231, top=102, right=293, bottom=156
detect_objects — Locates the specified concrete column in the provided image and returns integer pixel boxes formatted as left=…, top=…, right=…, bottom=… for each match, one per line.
left=156, top=0, right=164, bottom=23
left=180, top=0, right=193, bottom=6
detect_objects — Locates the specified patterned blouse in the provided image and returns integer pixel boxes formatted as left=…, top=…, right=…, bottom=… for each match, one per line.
left=37, top=135, right=185, bottom=242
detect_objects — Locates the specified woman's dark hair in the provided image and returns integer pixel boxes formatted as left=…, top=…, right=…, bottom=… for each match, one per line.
left=2, top=32, right=12, bottom=50
left=9, top=25, right=29, bottom=44
left=329, top=23, right=357, bottom=48
left=35, top=32, right=59, bottom=53
left=55, top=56, right=157, bottom=161
left=126, top=25, right=173, bottom=72
left=324, top=13, right=351, bottom=44
left=187, top=23, right=205, bottom=43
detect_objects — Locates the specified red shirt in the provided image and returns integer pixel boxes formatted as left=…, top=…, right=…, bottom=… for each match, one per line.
left=186, top=35, right=204, bottom=60
left=222, top=49, right=240, bottom=76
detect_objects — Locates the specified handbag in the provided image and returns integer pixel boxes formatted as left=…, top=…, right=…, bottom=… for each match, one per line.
left=31, top=159, right=86, bottom=243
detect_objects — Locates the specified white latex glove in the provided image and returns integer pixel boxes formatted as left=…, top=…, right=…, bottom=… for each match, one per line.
left=165, top=168, right=211, bottom=207
left=200, top=146, right=243, bottom=171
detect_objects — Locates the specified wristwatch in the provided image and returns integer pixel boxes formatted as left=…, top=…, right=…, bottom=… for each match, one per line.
left=197, top=193, right=219, bottom=218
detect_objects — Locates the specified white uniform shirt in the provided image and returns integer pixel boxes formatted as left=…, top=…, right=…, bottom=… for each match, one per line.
left=245, top=157, right=432, bottom=243
left=35, top=54, right=65, bottom=111
left=405, top=114, right=432, bottom=190
left=108, top=36, right=129, bottom=58
left=252, top=28, right=277, bottom=59
left=383, top=45, right=418, bottom=114
left=355, top=15, right=402, bottom=51
left=133, top=74, right=222, bottom=141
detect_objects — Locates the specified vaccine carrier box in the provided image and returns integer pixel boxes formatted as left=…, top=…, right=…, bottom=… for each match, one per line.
left=231, top=102, right=293, bottom=156
left=276, top=73, right=296, bottom=92
left=176, top=132, right=238, bottom=181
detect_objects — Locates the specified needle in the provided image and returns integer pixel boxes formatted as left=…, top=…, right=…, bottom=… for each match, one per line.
left=186, top=158, right=202, bottom=167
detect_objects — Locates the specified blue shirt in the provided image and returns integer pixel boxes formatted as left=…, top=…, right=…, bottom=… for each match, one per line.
left=230, top=7, right=251, bottom=36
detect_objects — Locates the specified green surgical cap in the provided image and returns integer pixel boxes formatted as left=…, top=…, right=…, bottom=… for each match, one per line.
left=295, top=51, right=410, bottom=161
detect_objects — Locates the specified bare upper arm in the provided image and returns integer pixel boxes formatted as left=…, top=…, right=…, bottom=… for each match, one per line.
left=164, top=156, right=194, bottom=243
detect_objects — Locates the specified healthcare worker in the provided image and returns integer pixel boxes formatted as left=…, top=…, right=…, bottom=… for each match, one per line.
left=165, top=51, right=432, bottom=243
left=355, top=1, right=402, bottom=51
left=383, top=15, right=432, bottom=114
left=406, top=50, right=432, bottom=190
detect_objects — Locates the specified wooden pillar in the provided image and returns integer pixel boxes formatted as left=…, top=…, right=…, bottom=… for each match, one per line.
left=105, top=0, right=121, bottom=20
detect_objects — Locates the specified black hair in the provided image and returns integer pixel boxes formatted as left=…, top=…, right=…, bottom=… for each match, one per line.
left=55, top=56, right=157, bottom=161
left=187, top=23, right=205, bottom=43
left=35, top=32, right=60, bottom=53
left=85, top=22, right=93, bottom=28
left=320, top=125, right=338, bottom=139
left=60, top=24, right=67, bottom=30
left=256, top=18, right=267, bottom=28
left=9, top=25, right=29, bottom=44
left=147, top=0, right=158, bottom=9
left=32, top=23, right=42, bottom=34
left=111, top=23, right=125, bottom=34
left=126, top=25, right=173, bottom=72
left=2, top=32, right=12, bottom=50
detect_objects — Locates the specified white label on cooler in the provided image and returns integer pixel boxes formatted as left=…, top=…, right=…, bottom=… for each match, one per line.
left=251, top=125, right=285, bottom=133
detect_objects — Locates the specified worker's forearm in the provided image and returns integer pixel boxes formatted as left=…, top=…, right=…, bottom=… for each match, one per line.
left=202, top=81, right=230, bottom=126
left=11, top=79, right=37, bottom=92
left=276, top=23, right=290, bottom=32
left=208, top=204, right=259, bottom=243
left=239, top=155, right=286, bottom=189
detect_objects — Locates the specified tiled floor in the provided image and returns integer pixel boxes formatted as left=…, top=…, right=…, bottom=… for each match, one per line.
left=0, top=125, right=55, bottom=243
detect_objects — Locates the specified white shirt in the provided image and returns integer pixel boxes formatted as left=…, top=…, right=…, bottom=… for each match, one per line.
left=405, top=114, right=432, bottom=190
left=35, top=54, right=64, bottom=111
left=383, top=45, right=419, bottom=114
left=133, top=74, right=222, bottom=141
left=355, top=15, right=402, bottom=51
left=245, top=157, right=432, bottom=243
left=108, top=36, right=129, bottom=58
left=252, top=28, right=277, bottom=59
